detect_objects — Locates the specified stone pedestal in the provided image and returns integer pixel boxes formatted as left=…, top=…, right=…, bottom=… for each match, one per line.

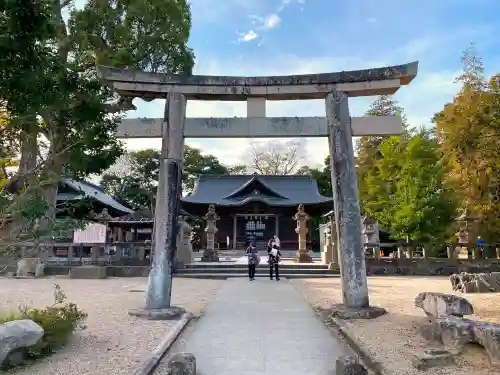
left=294, top=204, right=312, bottom=263
left=202, top=205, right=220, bottom=262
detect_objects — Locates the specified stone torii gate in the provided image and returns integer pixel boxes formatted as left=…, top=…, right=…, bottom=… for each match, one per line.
left=97, top=62, right=418, bottom=318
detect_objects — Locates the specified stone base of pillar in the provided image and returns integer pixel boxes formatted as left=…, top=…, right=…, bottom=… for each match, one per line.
left=201, top=248, right=219, bottom=262
left=295, top=250, right=312, bottom=263
left=329, top=303, right=387, bottom=320
left=129, top=306, right=186, bottom=320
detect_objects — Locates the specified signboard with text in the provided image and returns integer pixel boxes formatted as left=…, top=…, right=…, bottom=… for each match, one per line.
left=73, top=223, right=107, bottom=244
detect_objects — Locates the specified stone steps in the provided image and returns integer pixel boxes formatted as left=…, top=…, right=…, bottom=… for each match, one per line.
left=175, top=262, right=339, bottom=279
left=184, top=263, right=329, bottom=269
left=179, top=267, right=332, bottom=275
left=173, top=273, right=340, bottom=279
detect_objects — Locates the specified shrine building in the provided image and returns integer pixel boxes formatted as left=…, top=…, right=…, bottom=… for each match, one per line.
left=182, top=174, right=333, bottom=250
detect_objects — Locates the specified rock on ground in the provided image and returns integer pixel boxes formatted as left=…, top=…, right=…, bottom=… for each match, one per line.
left=414, top=292, right=474, bottom=318
left=450, top=272, right=500, bottom=293
left=291, top=276, right=500, bottom=375
left=0, top=277, right=223, bottom=375
left=165, top=352, right=196, bottom=375
left=0, top=319, right=44, bottom=367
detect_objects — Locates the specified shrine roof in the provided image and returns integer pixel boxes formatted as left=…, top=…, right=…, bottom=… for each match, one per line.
left=58, top=178, right=134, bottom=216
left=182, top=174, right=332, bottom=207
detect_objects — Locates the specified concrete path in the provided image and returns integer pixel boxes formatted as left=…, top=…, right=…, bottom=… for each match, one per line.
left=173, top=278, right=348, bottom=375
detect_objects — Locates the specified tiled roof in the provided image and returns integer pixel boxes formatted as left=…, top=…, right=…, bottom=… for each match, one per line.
left=58, top=178, right=134, bottom=215
left=183, top=175, right=332, bottom=207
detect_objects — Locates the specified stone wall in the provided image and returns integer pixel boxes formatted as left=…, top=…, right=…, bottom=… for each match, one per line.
left=4, top=259, right=500, bottom=278
left=366, top=258, right=500, bottom=276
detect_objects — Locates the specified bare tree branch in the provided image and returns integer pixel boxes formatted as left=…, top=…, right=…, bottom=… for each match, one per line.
left=248, top=140, right=302, bottom=175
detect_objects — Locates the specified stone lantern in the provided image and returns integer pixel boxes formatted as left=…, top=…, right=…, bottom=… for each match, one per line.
left=294, top=204, right=312, bottom=263
left=453, top=208, right=478, bottom=259
left=362, top=216, right=380, bottom=259
left=201, top=204, right=220, bottom=262
left=322, top=222, right=338, bottom=266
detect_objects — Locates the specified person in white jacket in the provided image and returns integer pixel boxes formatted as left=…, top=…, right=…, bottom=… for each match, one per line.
left=268, top=235, right=281, bottom=281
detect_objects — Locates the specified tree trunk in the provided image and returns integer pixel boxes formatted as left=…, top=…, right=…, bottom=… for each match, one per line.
left=9, top=130, right=39, bottom=239
left=38, top=133, right=64, bottom=232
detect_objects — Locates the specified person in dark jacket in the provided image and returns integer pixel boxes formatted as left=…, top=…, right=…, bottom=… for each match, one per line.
left=246, top=243, right=260, bottom=281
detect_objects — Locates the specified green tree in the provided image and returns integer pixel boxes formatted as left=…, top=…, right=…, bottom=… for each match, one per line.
left=1, top=0, right=195, bottom=235
left=363, top=128, right=457, bottom=242
left=355, top=95, right=409, bottom=213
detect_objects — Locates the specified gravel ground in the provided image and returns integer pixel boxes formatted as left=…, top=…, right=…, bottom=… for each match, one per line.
left=0, top=277, right=224, bottom=375
left=291, top=276, right=500, bottom=375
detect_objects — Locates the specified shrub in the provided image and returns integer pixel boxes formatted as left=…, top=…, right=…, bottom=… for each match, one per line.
left=0, top=284, right=87, bottom=359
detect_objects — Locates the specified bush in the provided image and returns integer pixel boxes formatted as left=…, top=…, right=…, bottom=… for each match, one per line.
left=0, top=284, right=87, bottom=360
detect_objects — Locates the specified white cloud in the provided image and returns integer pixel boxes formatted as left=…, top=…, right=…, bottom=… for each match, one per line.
left=264, top=14, right=281, bottom=29
left=237, top=30, right=258, bottom=42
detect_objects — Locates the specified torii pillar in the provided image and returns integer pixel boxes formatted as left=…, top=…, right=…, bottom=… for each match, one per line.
left=326, top=92, right=386, bottom=318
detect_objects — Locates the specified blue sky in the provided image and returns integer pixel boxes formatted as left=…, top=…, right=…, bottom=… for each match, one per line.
left=118, top=0, right=500, bottom=168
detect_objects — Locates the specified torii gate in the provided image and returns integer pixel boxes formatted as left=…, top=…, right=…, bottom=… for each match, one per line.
left=97, top=61, right=418, bottom=318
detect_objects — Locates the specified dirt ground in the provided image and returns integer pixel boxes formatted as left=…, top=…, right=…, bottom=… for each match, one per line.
left=291, top=276, right=500, bottom=375
left=0, top=277, right=224, bottom=375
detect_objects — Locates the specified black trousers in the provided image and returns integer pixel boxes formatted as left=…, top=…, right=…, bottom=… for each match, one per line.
left=248, top=264, right=256, bottom=279
left=269, top=262, right=279, bottom=279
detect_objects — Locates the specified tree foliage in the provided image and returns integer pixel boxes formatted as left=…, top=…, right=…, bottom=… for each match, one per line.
left=434, top=44, right=500, bottom=240
left=356, top=95, right=410, bottom=213
left=0, top=0, right=195, bottom=241
left=363, top=128, right=457, bottom=242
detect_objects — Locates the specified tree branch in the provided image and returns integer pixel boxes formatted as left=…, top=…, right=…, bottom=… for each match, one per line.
left=105, top=97, right=137, bottom=114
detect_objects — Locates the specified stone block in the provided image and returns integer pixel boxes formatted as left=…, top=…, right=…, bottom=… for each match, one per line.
left=472, top=321, right=500, bottom=366
left=411, top=348, right=454, bottom=370
left=450, top=272, right=500, bottom=293
left=69, top=265, right=107, bottom=279
left=296, top=250, right=313, bottom=263
left=34, top=263, right=44, bottom=278
left=414, top=292, right=474, bottom=319
left=201, top=249, right=219, bottom=262
left=336, top=356, right=368, bottom=375
left=436, top=315, right=500, bottom=366
left=330, top=304, right=387, bottom=320
left=165, top=352, right=196, bottom=375
left=0, top=319, right=44, bottom=368
left=16, top=258, right=39, bottom=277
